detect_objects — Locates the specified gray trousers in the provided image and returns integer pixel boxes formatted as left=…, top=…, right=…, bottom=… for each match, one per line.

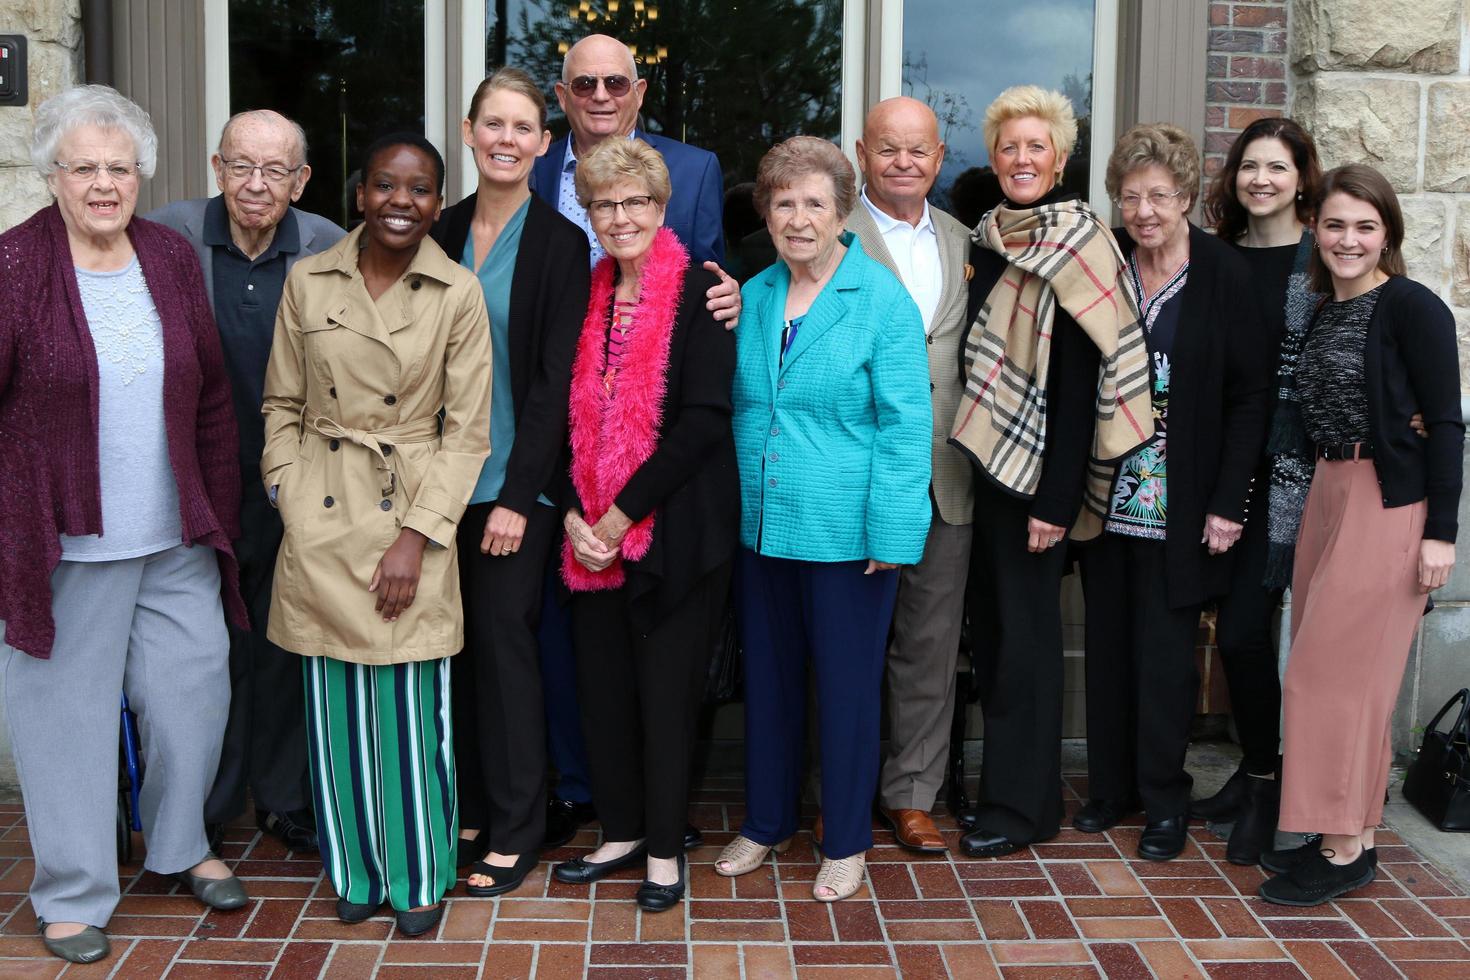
left=879, top=506, right=972, bottom=811
left=1, top=544, right=230, bottom=927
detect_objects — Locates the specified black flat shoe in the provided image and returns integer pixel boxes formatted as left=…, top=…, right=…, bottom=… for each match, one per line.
left=175, top=859, right=249, bottom=910
left=636, top=854, right=686, bottom=912
left=1189, top=765, right=1250, bottom=822
left=256, top=808, right=319, bottom=852
left=683, top=824, right=704, bottom=851
left=1259, top=849, right=1375, bottom=907
left=1225, top=776, right=1281, bottom=866
left=553, top=842, right=648, bottom=884
left=395, top=903, right=443, bottom=937
left=336, top=898, right=381, bottom=923
left=1138, top=815, right=1189, bottom=861
left=38, top=921, right=110, bottom=964
left=542, top=797, right=597, bottom=850
left=1073, top=798, right=1139, bottom=834
left=960, top=828, right=1030, bottom=858
left=465, top=850, right=539, bottom=897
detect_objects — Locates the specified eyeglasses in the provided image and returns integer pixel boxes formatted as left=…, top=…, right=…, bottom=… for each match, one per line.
left=53, top=160, right=140, bottom=182
left=1114, top=189, right=1186, bottom=213
left=220, top=159, right=303, bottom=183
left=587, top=194, right=654, bottom=218
left=568, top=74, right=633, bottom=98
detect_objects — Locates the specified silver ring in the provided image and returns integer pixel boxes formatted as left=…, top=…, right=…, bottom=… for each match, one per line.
left=1050, top=537, right=1061, bottom=545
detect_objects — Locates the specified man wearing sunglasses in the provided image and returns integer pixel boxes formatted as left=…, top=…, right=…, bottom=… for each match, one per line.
left=148, top=109, right=344, bottom=858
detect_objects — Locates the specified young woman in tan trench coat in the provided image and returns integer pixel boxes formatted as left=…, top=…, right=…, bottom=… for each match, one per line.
left=261, top=133, right=491, bottom=936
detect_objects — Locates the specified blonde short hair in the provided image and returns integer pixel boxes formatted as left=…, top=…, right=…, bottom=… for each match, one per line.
left=1105, top=123, right=1201, bottom=207
left=753, top=136, right=857, bottom=221
left=983, top=85, right=1078, bottom=161
left=574, top=138, right=671, bottom=208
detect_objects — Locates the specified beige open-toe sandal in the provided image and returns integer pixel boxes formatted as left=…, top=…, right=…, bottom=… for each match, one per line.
left=714, top=835, right=793, bottom=877
left=813, top=854, right=866, bottom=902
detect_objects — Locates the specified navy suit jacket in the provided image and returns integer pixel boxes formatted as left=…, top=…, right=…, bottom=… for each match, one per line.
left=531, top=129, right=725, bottom=265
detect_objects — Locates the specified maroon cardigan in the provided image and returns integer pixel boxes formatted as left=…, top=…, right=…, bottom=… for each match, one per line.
left=0, top=204, right=246, bottom=658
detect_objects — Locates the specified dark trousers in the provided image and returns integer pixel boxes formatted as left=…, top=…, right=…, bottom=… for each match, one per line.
left=540, top=562, right=594, bottom=805
left=206, top=492, right=311, bottom=823
left=571, top=563, right=730, bottom=859
left=1080, top=532, right=1204, bottom=820
left=1212, top=484, right=1284, bottom=776
left=736, top=548, right=898, bottom=861
left=452, top=501, right=558, bottom=853
left=965, top=479, right=1069, bottom=842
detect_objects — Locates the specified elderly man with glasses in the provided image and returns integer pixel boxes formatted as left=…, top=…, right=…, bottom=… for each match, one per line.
left=148, top=109, right=345, bottom=856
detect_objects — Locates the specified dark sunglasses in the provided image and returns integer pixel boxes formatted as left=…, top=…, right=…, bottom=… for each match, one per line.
left=568, top=74, right=633, bottom=98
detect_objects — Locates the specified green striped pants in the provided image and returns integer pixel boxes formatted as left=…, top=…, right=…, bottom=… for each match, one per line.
left=303, top=655, right=458, bottom=911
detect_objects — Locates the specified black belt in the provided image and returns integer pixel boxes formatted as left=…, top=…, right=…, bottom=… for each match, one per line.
left=1316, top=442, right=1373, bottom=461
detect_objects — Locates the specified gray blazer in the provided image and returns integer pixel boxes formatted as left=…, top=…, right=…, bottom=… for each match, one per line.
left=145, top=197, right=346, bottom=307
left=846, top=200, right=975, bottom=526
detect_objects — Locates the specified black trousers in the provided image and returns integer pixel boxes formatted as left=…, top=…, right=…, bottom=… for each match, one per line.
left=965, top=479, right=1069, bottom=842
left=206, top=491, right=312, bottom=823
left=452, top=501, right=559, bottom=854
left=571, top=563, right=730, bottom=859
left=1212, top=479, right=1284, bottom=776
left=1080, top=532, right=1204, bottom=820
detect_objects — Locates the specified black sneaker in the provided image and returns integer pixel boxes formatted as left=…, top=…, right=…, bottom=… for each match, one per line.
left=1261, top=835, right=1337, bottom=874
left=256, top=808, right=319, bottom=852
left=1259, top=848, right=1375, bottom=907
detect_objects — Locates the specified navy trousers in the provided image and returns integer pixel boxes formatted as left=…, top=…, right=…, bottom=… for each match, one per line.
left=539, top=562, right=594, bottom=805
left=735, top=548, right=898, bottom=861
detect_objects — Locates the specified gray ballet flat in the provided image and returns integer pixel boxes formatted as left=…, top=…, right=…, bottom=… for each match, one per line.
left=174, top=859, right=249, bottom=911
left=37, top=920, right=110, bottom=964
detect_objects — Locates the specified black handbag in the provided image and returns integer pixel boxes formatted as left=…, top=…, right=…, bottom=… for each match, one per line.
left=1402, top=688, right=1470, bottom=832
left=703, top=598, right=742, bottom=705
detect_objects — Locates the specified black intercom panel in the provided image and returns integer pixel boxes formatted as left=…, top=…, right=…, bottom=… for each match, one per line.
left=0, top=36, right=28, bottom=107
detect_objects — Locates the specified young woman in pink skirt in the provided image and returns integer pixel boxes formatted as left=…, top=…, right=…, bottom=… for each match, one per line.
left=1260, top=164, right=1462, bottom=907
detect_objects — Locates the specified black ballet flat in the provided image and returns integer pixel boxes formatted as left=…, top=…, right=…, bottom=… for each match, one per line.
left=636, top=854, right=686, bottom=912
left=552, top=842, right=648, bottom=885
left=465, top=850, right=538, bottom=897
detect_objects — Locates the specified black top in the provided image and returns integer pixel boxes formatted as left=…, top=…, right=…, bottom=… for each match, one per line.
left=432, top=192, right=590, bottom=513
left=962, top=186, right=1102, bottom=528
left=204, top=197, right=301, bottom=485
left=1298, top=284, right=1380, bottom=445
left=1229, top=240, right=1296, bottom=359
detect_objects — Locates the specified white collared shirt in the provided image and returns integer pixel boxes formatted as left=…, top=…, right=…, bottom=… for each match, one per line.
left=860, top=188, right=943, bottom=335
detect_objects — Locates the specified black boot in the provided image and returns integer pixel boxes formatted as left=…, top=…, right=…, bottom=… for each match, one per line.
left=1189, top=764, right=1249, bottom=822
left=1225, top=774, right=1280, bottom=866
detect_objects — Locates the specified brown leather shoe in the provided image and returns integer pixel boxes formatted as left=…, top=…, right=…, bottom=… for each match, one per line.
left=880, top=807, right=948, bottom=853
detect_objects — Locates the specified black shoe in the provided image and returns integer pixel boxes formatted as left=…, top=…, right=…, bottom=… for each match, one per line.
left=1189, top=765, right=1250, bottom=822
left=553, top=842, right=648, bottom=884
left=1138, top=815, right=1189, bottom=861
left=205, top=822, right=225, bottom=855
left=959, top=828, right=1029, bottom=858
left=683, top=824, right=704, bottom=851
left=256, top=808, right=319, bottom=852
left=1260, top=835, right=1325, bottom=874
left=1259, top=849, right=1376, bottom=907
left=1073, top=798, right=1138, bottom=834
left=1225, top=776, right=1281, bottom=866
left=542, top=798, right=597, bottom=850
left=957, top=810, right=979, bottom=833
left=636, top=854, right=687, bottom=912
left=394, top=903, right=443, bottom=937
left=336, top=898, right=381, bottom=923
left=465, top=850, right=539, bottom=897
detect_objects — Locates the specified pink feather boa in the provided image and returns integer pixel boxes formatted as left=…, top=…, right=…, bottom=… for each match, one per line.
left=562, top=227, right=689, bottom=591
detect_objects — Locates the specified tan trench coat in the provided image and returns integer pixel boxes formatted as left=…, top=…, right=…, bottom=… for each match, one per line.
left=261, top=226, right=492, bottom=664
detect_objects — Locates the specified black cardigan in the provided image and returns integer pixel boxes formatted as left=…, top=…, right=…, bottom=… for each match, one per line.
left=1346, top=275, right=1464, bottom=542
left=1114, top=223, right=1271, bottom=608
left=568, top=268, right=739, bottom=629
left=431, top=192, right=590, bottom=513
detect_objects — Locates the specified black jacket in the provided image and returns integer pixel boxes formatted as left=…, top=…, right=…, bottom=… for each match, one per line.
left=431, top=193, right=589, bottom=513
left=1115, top=223, right=1271, bottom=608
left=1347, top=275, right=1464, bottom=542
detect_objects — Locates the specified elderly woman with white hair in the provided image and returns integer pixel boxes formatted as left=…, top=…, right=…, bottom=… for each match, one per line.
left=0, top=85, right=247, bottom=964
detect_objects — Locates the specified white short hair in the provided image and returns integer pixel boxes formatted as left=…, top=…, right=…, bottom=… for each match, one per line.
left=217, top=109, right=310, bottom=166
left=31, top=84, right=159, bottom=179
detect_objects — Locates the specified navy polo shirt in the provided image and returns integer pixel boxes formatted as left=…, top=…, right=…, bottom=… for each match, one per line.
left=204, top=195, right=301, bottom=484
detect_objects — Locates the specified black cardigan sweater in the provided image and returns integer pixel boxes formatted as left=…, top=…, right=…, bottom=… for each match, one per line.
left=431, top=192, right=590, bottom=513
left=1114, top=223, right=1271, bottom=608
left=1343, top=274, right=1464, bottom=542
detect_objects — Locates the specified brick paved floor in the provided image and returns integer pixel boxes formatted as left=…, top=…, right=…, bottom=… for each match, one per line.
left=1, top=773, right=1467, bottom=978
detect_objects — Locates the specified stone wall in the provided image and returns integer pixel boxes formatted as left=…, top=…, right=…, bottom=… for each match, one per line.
left=0, top=0, right=81, bottom=233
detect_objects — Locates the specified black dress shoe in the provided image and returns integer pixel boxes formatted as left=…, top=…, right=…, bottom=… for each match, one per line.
left=1073, top=798, right=1138, bottom=834
left=683, top=824, right=704, bottom=851
left=1225, top=776, right=1281, bottom=866
left=1137, top=815, right=1189, bottom=861
left=336, top=898, right=381, bottom=923
left=256, top=808, right=319, bottom=852
left=957, top=810, right=979, bottom=833
left=960, top=828, right=1028, bottom=858
left=395, top=903, right=443, bottom=937
left=636, top=854, right=686, bottom=912
left=553, top=843, right=648, bottom=884
left=1259, top=849, right=1375, bottom=906
left=465, top=850, right=539, bottom=897
left=1189, top=765, right=1250, bottom=822
left=542, top=798, right=597, bottom=850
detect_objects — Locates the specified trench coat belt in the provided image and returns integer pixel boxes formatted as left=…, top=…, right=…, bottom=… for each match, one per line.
left=304, top=411, right=441, bottom=499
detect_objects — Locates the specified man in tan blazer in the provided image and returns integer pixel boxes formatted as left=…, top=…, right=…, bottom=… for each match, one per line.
left=847, top=97, right=974, bottom=852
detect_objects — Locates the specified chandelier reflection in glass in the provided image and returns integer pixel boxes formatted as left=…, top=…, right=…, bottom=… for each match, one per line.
left=558, top=0, right=669, bottom=65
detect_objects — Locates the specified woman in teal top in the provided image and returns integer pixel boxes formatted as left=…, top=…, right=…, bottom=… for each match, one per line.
left=716, top=136, right=931, bottom=903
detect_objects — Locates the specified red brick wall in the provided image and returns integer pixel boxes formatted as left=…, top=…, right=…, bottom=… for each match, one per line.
left=1204, top=1, right=1290, bottom=177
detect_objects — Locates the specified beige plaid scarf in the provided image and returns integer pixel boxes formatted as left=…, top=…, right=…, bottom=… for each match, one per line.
left=950, top=199, right=1153, bottom=539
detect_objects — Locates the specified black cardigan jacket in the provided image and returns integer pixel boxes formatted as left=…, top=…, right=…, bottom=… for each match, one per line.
left=1114, top=223, right=1271, bottom=608
left=431, top=192, right=589, bottom=513
left=1343, top=274, right=1464, bottom=542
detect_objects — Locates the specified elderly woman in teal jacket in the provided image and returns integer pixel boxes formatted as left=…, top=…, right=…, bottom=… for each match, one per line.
left=715, top=136, right=931, bottom=903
